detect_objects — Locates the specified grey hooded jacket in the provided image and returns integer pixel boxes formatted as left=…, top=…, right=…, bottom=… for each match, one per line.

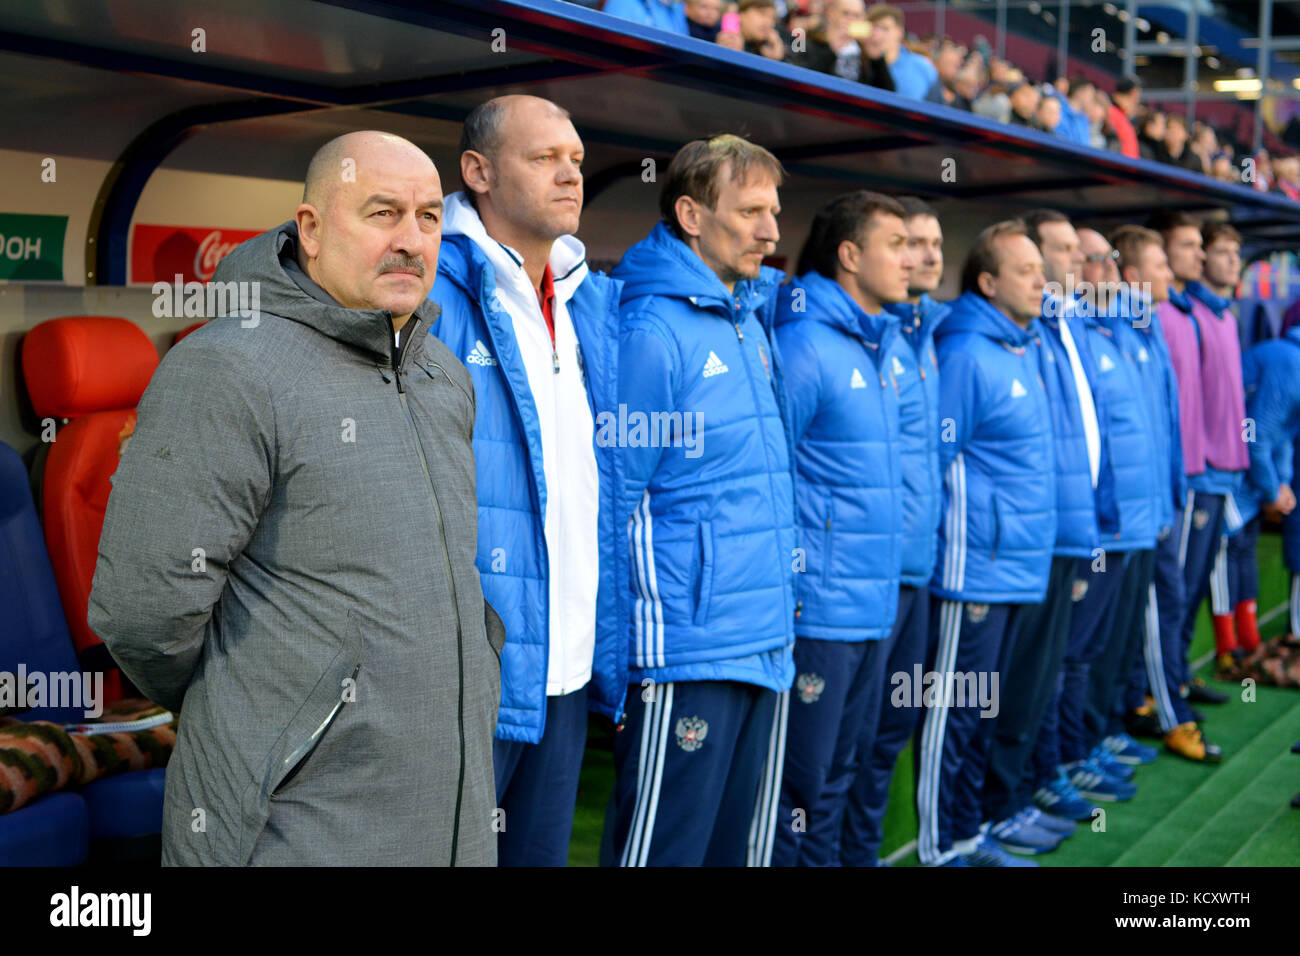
left=88, top=222, right=503, bottom=866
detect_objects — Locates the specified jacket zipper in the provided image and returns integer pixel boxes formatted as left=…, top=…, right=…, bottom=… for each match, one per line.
left=394, top=337, right=467, bottom=867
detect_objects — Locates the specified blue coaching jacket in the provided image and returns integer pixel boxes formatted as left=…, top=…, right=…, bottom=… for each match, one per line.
left=1124, top=301, right=1187, bottom=534
left=1239, top=327, right=1300, bottom=524
left=931, top=292, right=1057, bottom=604
left=1079, top=308, right=1159, bottom=551
left=774, top=272, right=903, bottom=641
left=612, top=222, right=795, bottom=693
left=887, top=294, right=948, bottom=589
left=429, top=234, right=629, bottom=743
left=1036, top=300, right=1119, bottom=557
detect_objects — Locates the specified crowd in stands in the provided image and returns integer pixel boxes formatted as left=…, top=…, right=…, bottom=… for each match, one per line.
left=595, top=0, right=1300, bottom=193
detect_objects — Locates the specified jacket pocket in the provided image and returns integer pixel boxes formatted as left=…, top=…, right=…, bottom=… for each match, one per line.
left=991, top=491, right=1003, bottom=562
left=821, top=499, right=835, bottom=586
left=692, top=520, right=715, bottom=627
left=237, top=615, right=363, bottom=864
left=484, top=599, right=506, bottom=662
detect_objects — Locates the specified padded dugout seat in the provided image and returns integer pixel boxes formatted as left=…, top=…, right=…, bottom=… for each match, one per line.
left=21, top=316, right=159, bottom=706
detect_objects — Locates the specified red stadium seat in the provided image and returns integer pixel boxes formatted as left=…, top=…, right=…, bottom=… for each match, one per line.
left=21, top=317, right=159, bottom=705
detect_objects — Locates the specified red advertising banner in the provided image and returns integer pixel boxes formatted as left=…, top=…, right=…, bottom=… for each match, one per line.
left=130, top=224, right=263, bottom=284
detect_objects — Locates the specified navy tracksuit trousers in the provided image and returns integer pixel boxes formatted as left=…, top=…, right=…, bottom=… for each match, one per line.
left=605, top=680, right=782, bottom=867
left=493, top=683, right=590, bottom=867
left=772, top=635, right=887, bottom=866
left=983, top=556, right=1075, bottom=825
left=916, top=598, right=1021, bottom=865
left=840, top=584, right=929, bottom=866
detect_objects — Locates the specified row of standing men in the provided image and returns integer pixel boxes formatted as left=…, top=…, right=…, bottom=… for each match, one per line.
left=427, top=97, right=1300, bottom=866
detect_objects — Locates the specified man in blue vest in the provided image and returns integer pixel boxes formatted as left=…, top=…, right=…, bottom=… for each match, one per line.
left=605, top=134, right=795, bottom=866
left=921, top=220, right=1057, bottom=867
left=429, top=95, right=629, bottom=865
left=841, top=196, right=947, bottom=867
left=770, top=191, right=913, bottom=866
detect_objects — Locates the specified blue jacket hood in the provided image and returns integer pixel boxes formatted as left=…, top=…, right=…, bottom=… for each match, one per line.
left=935, top=291, right=1037, bottom=348
left=887, top=292, right=950, bottom=338
left=613, top=221, right=782, bottom=319
left=1186, top=280, right=1234, bottom=316
left=1167, top=285, right=1194, bottom=314
left=776, top=271, right=899, bottom=351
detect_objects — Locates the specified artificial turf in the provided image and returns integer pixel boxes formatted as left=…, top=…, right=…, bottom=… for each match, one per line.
left=566, top=532, right=1300, bottom=867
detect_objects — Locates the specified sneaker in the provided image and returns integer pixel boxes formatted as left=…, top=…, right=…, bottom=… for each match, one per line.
left=1125, top=703, right=1164, bottom=739
left=1034, top=771, right=1098, bottom=821
left=1215, top=650, right=1245, bottom=681
left=1066, top=757, right=1138, bottom=802
left=958, top=833, right=1040, bottom=867
left=1185, top=677, right=1229, bottom=705
left=1090, top=745, right=1136, bottom=781
left=1102, top=733, right=1158, bottom=765
left=1163, top=722, right=1223, bottom=763
left=990, top=807, right=1064, bottom=855
left=1023, top=806, right=1076, bottom=838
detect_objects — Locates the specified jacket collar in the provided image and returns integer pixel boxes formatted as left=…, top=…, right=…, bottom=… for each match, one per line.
left=780, top=271, right=899, bottom=350
left=1185, top=280, right=1234, bottom=316
left=1166, top=284, right=1194, bottom=314
left=210, top=221, right=439, bottom=366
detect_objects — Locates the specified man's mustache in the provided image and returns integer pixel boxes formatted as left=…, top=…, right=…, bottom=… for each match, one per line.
left=379, top=254, right=426, bottom=277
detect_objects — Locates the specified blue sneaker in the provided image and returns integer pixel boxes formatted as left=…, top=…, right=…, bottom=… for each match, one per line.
left=1090, top=745, right=1136, bottom=781
left=990, top=807, right=1064, bottom=854
left=1034, top=771, right=1098, bottom=821
left=958, top=833, right=1039, bottom=867
left=1067, top=757, right=1137, bottom=802
left=1025, top=806, right=1076, bottom=838
left=1103, top=732, right=1158, bottom=766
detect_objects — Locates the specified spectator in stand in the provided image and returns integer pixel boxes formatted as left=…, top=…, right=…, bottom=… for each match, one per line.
left=1007, top=80, right=1041, bottom=129
left=785, top=0, right=824, bottom=38
left=602, top=0, right=689, bottom=34
left=685, top=0, right=723, bottom=41
left=951, top=54, right=986, bottom=112
left=1053, top=78, right=1095, bottom=147
left=1036, top=91, right=1061, bottom=136
left=718, top=0, right=788, bottom=60
left=1108, top=78, right=1141, bottom=159
left=788, top=0, right=893, bottom=91
left=1253, top=149, right=1276, bottom=192
left=1089, top=88, right=1112, bottom=150
left=1163, top=113, right=1202, bottom=173
left=1137, top=111, right=1168, bottom=163
left=972, top=76, right=1014, bottom=125
left=1275, top=156, right=1300, bottom=201
left=924, top=37, right=968, bottom=108
left=868, top=3, right=937, bottom=100
left=1211, top=152, right=1237, bottom=184
left=1189, top=123, right=1218, bottom=173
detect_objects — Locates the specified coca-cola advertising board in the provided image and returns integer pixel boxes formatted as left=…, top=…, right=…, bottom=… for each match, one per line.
left=130, top=224, right=263, bottom=284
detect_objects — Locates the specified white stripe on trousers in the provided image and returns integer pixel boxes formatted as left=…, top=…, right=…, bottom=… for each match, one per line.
left=746, top=689, right=789, bottom=867
left=1143, top=582, right=1179, bottom=732
left=1292, top=575, right=1300, bottom=639
left=1209, top=533, right=1230, bottom=616
left=916, top=599, right=962, bottom=864
left=1178, top=490, right=1196, bottom=569
left=941, top=455, right=967, bottom=592
left=620, top=682, right=675, bottom=867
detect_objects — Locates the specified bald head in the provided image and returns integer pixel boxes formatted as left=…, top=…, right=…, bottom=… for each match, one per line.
left=303, top=131, right=435, bottom=210
left=459, top=95, right=572, bottom=163
left=295, top=130, right=443, bottom=334
left=1078, top=227, right=1118, bottom=286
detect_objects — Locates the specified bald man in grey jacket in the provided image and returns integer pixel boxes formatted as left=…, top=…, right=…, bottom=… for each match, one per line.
left=90, top=131, right=503, bottom=866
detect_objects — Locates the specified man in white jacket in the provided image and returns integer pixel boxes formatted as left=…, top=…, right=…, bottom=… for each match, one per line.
left=429, top=95, right=627, bottom=866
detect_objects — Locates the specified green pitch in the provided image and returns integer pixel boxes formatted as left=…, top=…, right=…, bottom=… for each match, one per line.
left=566, top=532, right=1300, bottom=867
